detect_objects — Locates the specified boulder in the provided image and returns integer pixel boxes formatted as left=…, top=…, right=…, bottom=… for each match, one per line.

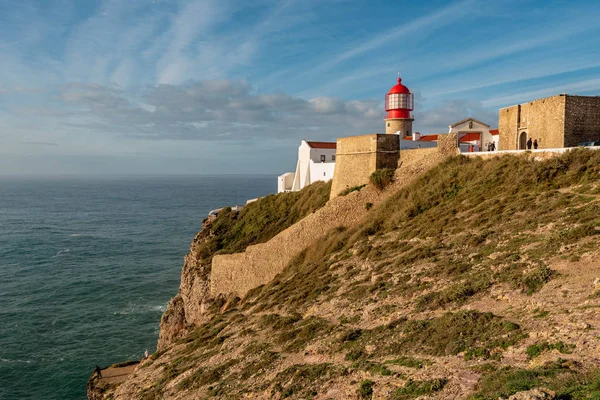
left=504, top=388, right=556, bottom=400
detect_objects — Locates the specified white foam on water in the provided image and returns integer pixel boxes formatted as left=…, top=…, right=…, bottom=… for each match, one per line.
left=115, top=303, right=167, bottom=315
left=52, top=249, right=71, bottom=258
left=0, top=357, right=32, bottom=364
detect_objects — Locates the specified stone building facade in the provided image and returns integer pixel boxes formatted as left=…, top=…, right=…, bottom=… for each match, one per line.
left=330, top=134, right=400, bottom=198
left=498, top=95, right=600, bottom=150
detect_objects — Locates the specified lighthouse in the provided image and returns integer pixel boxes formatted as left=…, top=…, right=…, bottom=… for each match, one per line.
left=384, top=75, right=414, bottom=136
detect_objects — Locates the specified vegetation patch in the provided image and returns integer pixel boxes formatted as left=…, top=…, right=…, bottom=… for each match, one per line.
left=470, top=361, right=600, bottom=400
left=196, top=180, right=331, bottom=261
left=384, top=356, right=429, bottom=369
left=177, top=359, right=238, bottom=391
left=370, top=168, right=395, bottom=190
left=272, top=363, right=341, bottom=398
left=526, top=341, right=575, bottom=359
left=358, top=379, right=374, bottom=399
left=394, top=311, right=525, bottom=360
left=391, top=378, right=447, bottom=399
left=275, top=316, right=334, bottom=352
left=339, top=184, right=367, bottom=196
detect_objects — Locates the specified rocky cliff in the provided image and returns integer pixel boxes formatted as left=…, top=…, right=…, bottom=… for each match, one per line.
left=90, top=149, right=600, bottom=399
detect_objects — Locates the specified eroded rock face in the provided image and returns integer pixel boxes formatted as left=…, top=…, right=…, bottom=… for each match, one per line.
left=157, top=226, right=216, bottom=350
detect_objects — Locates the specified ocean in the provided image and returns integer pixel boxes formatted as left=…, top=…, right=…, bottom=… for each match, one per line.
left=0, top=175, right=275, bottom=400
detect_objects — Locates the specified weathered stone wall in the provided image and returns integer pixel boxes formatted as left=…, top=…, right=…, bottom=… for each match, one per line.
left=211, top=184, right=383, bottom=297
left=400, top=147, right=438, bottom=165
left=499, top=95, right=569, bottom=150
left=498, top=105, right=519, bottom=150
left=211, top=138, right=458, bottom=298
left=385, top=118, right=413, bottom=136
left=437, top=133, right=460, bottom=157
left=329, top=134, right=400, bottom=198
left=564, top=96, right=600, bottom=147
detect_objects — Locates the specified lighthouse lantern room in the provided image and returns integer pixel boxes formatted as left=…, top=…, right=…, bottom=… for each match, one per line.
left=384, top=76, right=414, bottom=136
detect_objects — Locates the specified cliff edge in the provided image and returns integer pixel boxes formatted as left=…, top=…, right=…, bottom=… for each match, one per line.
left=90, top=149, right=600, bottom=399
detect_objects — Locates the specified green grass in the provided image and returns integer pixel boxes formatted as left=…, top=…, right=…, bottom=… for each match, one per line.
left=339, top=184, right=366, bottom=196
left=470, top=361, right=600, bottom=400
left=245, top=150, right=600, bottom=316
left=370, top=168, right=395, bottom=190
left=384, top=356, right=429, bottom=369
left=336, top=310, right=525, bottom=362
left=391, top=378, right=447, bottom=399
left=526, top=341, right=575, bottom=358
left=272, top=363, right=340, bottom=398
left=195, top=180, right=331, bottom=262
left=359, top=380, right=374, bottom=399
left=151, top=149, right=600, bottom=399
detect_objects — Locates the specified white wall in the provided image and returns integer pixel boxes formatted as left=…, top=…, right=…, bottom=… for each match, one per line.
left=309, top=160, right=335, bottom=184
left=278, top=172, right=295, bottom=193
left=450, top=119, right=498, bottom=152
left=291, top=140, right=336, bottom=191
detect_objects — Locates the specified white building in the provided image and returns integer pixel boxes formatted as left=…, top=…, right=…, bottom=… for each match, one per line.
left=277, top=140, right=337, bottom=193
left=449, top=117, right=499, bottom=152
left=277, top=173, right=295, bottom=194
left=401, top=132, right=439, bottom=148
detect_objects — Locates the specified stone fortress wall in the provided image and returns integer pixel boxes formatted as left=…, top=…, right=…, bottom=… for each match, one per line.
left=329, top=134, right=400, bottom=198
left=564, top=96, right=600, bottom=147
left=211, top=134, right=458, bottom=298
left=499, top=95, right=600, bottom=150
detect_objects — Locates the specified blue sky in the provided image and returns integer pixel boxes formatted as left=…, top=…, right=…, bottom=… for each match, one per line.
left=1, top=0, right=599, bottom=175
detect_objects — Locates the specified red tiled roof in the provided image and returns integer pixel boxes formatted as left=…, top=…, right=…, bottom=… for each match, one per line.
left=458, top=132, right=481, bottom=143
left=306, top=141, right=336, bottom=149
left=401, top=134, right=439, bottom=142
left=490, top=129, right=499, bottom=135
left=420, top=134, right=439, bottom=142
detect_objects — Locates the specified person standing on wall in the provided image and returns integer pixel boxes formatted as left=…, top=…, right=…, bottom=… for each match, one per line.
left=533, top=139, right=538, bottom=149
left=527, top=137, right=533, bottom=150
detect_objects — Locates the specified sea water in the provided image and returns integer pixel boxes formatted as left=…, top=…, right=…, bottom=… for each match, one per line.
left=0, top=175, right=275, bottom=400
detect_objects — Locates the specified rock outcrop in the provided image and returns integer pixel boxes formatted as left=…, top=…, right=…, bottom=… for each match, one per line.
left=505, top=388, right=556, bottom=400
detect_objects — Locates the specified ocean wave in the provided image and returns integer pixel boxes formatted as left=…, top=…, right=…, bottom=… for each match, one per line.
left=114, top=303, right=167, bottom=315
left=0, top=357, right=32, bottom=364
left=52, top=249, right=70, bottom=258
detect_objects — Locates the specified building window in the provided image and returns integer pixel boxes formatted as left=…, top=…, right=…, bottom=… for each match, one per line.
left=320, top=155, right=325, bottom=162
left=332, top=155, right=335, bottom=161
left=387, top=122, right=390, bottom=127
left=323, top=172, right=326, bottom=176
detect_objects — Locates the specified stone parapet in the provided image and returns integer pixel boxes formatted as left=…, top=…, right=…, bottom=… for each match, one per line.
left=330, top=134, right=400, bottom=198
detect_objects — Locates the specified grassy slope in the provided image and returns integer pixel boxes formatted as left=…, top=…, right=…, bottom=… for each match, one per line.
left=194, top=180, right=331, bottom=262
left=138, top=150, right=600, bottom=400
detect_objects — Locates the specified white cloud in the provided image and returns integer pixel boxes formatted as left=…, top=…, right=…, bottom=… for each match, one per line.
left=50, top=79, right=381, bottom=141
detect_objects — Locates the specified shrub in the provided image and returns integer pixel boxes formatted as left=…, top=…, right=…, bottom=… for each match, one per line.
left=365, top=202, right=373, bottom=210
left=469, top=361, right=600, bottom=400
left=526, top=341, right=575, bottom=359
left=339, top=184, right=367, bottom=196
left=370, top=168, right=395, bottom=190
left=359, top=380, right=374, bottom=399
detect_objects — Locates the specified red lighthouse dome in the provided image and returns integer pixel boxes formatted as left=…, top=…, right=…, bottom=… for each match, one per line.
left=385, top=76, right=414, bottom=119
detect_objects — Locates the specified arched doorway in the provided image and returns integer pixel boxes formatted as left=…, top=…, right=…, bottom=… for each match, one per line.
left=519, top=132, right=527, bottom=150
